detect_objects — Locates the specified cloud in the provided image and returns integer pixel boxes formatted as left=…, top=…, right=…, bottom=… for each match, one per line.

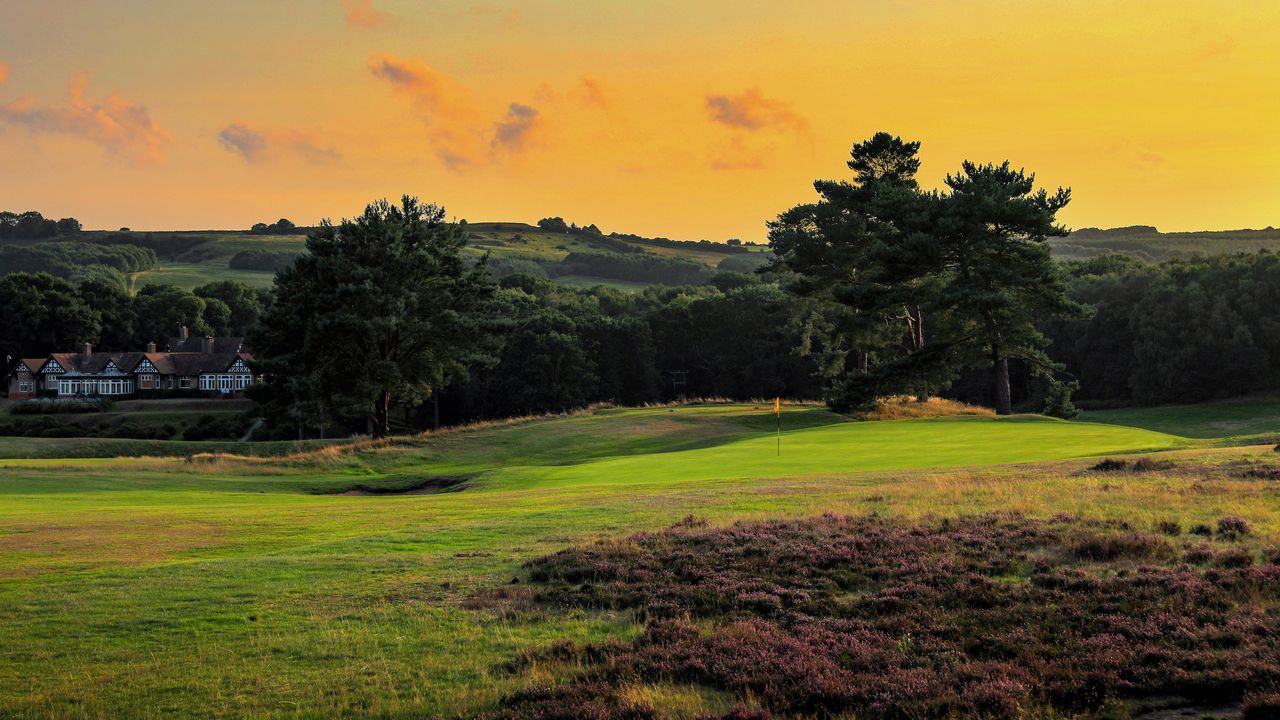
left=491, top=103, right=540, bottom=153
left=218, top=122, right=341, bottom=165
left=578, top=75, right=609, bottom=111
left=0, top=71, right=171, bottom=163
left=368, top=51, right=541, bottom=171
left=705, top=88, right=806, bottom=133
left=218, top=123, right=268, bottom=162
left=368, top=52, right=469, bottom=119
left=342, top=0, right=388, bottom=28
left=0, top=63, right=8, bottom=85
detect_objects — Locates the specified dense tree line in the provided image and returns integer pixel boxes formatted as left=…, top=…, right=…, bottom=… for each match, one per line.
left=0, top=211, right=81, bottom=241
left=0, top=242, right=157, bottom=289
left=0, top=273, right=269, bottom=361
left=249, top=218, right=310, bottom=235
left=546, top=251, right=712, bottom=286
left=1047, top=252, right=1280, bottom=407
left=439, top=272, right=822, bottom=424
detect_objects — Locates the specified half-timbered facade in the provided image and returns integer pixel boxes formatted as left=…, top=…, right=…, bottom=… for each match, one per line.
left=6, top=337, right=257, bottom=399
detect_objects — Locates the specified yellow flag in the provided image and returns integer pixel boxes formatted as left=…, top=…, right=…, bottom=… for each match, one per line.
left=774, top=397, right=781, bottom=415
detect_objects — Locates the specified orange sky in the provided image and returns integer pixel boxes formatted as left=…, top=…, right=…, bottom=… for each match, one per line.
left=1, top=1, right=1276, bottom=240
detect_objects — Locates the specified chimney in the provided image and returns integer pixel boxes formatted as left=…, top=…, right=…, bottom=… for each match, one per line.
left=146, top=341, right=157, bottom=353
left=203, top=336, right=215, bottom=354
left=81, top=342, right=92, bottom=355
left=180, top=325, right=189, bottom=341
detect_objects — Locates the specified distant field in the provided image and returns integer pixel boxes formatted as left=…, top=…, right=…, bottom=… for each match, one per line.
left=1052, top=226, right=1280, bottom=262
left=133, top=261, right=277, bottom=290
left=8, top=402, right=1262, bottom=718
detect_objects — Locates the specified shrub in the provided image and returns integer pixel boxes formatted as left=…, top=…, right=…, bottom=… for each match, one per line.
left=1244, top=693, right=1280, bottom=720
left=1155, top=519, right=1181, bottom=536
left=1090, top=458, right=1128, bottom=472
left=1217, top=515, right=1252, bottom=539
left=500, top=515, right=1280, bottom=719
left=1190, top=523, right=1214, bottom=537
left=11, top=397, right=111, bottom=415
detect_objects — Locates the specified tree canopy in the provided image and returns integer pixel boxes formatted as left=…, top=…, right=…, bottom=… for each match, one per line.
left=770, top=132, right=1085, bottom=414
left=251, top=196, right=503, bottom=436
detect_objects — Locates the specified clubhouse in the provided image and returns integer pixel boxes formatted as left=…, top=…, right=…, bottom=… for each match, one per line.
left=6, top=329, right=256, bottom=399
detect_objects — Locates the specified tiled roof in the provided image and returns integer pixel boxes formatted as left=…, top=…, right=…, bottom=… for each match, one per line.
left=16, top=339, right=253, bottom=379
left=18, top=358, right=46, bottom=373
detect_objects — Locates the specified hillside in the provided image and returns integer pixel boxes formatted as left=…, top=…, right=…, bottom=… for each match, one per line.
left=91, top=223, right=771, bottom=291
left=1052, top=224, right=1280, bottom=262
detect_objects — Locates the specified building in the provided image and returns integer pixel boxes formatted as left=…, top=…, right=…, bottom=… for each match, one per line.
left=6, top=330, right=256, bottom=399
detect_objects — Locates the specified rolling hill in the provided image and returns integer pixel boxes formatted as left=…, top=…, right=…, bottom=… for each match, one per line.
left=100, top=223, right=772, bottom=291
left=1051, top=224, right=1280, bottom=262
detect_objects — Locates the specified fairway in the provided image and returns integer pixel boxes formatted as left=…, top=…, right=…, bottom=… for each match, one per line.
left=0, top=405, right=1268, bottom=719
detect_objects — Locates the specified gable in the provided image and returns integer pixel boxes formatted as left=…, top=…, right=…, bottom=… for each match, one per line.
left=135, top=358, right=157, bottom=373
left=13, top=361, right=31, bottom=374
left=229, top=359, right=250, bottom=373
left=43, top=359, right=64, bottom=374
left=103, top=360, right=120, bottom=374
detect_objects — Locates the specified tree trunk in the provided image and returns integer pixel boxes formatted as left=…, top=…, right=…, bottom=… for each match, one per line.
left=373, top=389, right=392, bottom=437
left=992, top=346, right=1012, bottom=415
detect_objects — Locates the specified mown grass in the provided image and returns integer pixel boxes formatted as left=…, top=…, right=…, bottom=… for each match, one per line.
left=0, top=403, right=1275, bottom=718
left=1082, top=396, right=1280, bottom=440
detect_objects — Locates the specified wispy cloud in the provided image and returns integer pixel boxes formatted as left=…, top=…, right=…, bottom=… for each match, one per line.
left=492, top=103, right=540, bottom=154
left=705, top=88, right=806, bottom=133
left=368, top=52, right=540, bottom=171
left=0, top=71, right=171, bottom=163
left=342, top=0, right=388, bottom=28
left=218, top=122, right=341, bottom=165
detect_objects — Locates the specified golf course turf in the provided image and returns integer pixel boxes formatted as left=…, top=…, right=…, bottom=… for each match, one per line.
left=1, top=402, right=1277, bottom=718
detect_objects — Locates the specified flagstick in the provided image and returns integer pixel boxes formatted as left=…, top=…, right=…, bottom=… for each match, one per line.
left=776, top=406, right=781, bottom=456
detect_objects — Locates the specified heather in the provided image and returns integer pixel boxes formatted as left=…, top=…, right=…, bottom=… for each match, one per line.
left=496, top=513, right=1280, bottom=719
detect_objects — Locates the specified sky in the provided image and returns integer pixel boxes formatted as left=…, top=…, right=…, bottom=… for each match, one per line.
left=0, top=1, right=1277, bottom=240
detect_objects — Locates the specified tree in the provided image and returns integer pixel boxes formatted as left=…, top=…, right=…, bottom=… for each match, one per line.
left=537, top=217, right=569, bottom=233
left=251, top=196, right=501, bottom=436
left=769, top=132, right=943, bottom=409
left=195, top=280, right=265, bottom=336
left=0, top=272, right=100, bottom=360
left=77, top=279, right=137, bottom=350
left=56, top=217, right=83, bottom=235
left=934, top=161, right=1086, bottom=414
left=133, top=284, right=212, bottom=346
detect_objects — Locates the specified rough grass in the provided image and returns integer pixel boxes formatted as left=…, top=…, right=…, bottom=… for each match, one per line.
left=0, top=403, right=1274, bottom=718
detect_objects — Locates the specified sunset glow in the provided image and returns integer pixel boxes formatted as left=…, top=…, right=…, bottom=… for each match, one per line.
left=1, top=1, right=1276, bottom=238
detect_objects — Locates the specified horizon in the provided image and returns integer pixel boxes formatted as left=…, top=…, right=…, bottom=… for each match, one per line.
left=2, top=1, right=1278, bottom=240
